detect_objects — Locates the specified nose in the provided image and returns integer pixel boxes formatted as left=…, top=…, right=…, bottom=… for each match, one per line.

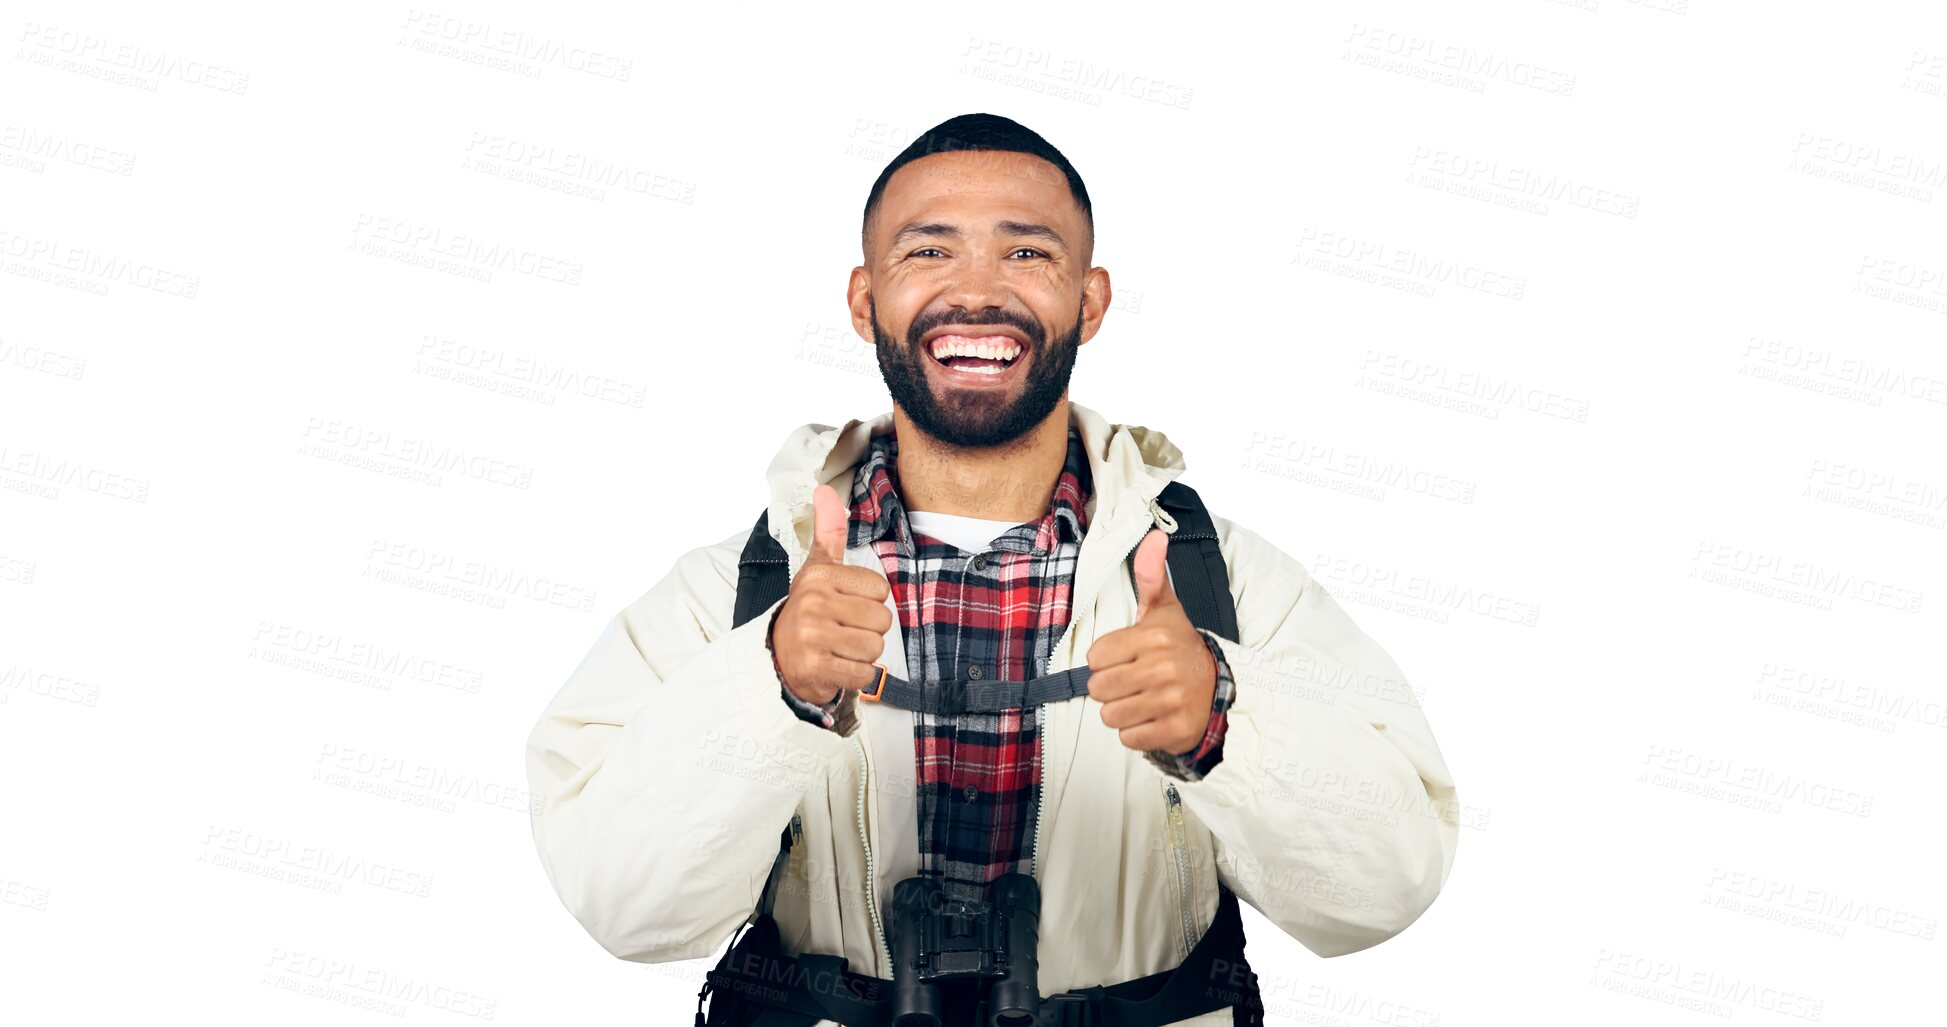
left=936, top=256, right=1011, bottom=318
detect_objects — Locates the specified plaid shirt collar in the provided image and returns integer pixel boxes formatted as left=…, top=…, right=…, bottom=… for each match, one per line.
left=846, top=424, right=1093, bottom=556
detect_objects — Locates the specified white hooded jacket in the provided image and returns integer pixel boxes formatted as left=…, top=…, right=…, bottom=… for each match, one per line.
left=523, top=401, right=1460, bottom=1026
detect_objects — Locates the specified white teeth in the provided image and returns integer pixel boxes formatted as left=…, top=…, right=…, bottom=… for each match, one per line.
left=929, top=335, right=1021, bottom=362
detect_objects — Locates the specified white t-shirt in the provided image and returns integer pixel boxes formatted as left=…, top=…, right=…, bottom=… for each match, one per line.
left=868, top=509, right=1024, bottom=910
left=904, top=509, right=1028, bottom=555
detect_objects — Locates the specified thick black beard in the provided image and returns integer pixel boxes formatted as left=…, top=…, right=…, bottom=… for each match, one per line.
left=871, top=300, right=1082, bottom=450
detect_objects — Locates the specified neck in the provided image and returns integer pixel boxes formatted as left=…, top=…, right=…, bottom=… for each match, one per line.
left=889, top=398, right=1070, bottom=522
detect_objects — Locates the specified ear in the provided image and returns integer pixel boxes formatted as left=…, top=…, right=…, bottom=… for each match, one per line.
left=1077, top=266, right=1111, bottom=347
left=847, top=267, right=873, bottom=344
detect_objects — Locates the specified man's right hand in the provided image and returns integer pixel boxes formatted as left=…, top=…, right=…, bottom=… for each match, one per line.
left=771, top=483, right=894, bottom=705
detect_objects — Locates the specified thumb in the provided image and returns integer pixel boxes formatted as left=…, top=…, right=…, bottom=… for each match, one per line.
left=808, top=484, right=849, bottom=564
left=1131, top=529, right=1177, bottom=618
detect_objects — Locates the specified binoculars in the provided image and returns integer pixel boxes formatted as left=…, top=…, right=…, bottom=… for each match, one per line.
left=888, top=873, right=1041, bottom=1027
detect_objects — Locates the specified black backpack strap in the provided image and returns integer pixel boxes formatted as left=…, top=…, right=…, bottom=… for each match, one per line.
left=734, top=508, right=792, bottom=631
left=1125, top=481, right=1264, bottom=1026
left=732, top=506, right=808, bottom=919
left=702, top=512, right=814, bottom=1026
left=732, top=506, right=801, bottom=927
left=1132, top=481, right=1239, bottom=645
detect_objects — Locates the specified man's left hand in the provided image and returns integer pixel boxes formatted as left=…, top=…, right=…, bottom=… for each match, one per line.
left=1086, top=528, right=1219, bottom=754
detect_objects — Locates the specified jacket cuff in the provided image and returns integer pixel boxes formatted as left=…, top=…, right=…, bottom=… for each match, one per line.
left=767, top=602, right=855, bottom=735
left=1144, top=628, right=1236, bottom=782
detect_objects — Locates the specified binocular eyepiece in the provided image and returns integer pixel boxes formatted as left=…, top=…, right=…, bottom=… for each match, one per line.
left=888, top=873, right=1041, bottom=1027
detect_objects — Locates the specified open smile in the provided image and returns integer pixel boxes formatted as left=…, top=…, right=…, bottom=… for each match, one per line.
left=923, top=333, right=1027, bottom=386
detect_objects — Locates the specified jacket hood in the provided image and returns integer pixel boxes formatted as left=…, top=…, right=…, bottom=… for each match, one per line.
left=762, top=400, right=1187, bottom=574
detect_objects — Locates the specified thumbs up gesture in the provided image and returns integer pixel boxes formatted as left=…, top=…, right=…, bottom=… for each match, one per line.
left=1085, top=529, right=1219, bottom=755
left=771, top=484, right=895, bottom=706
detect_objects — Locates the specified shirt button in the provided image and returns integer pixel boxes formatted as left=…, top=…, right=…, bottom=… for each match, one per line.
left=971, top=553, right=988, bottom=571
left=964, top=784, right=978, bottom=802
left=967, top=664, right=982, bottom=680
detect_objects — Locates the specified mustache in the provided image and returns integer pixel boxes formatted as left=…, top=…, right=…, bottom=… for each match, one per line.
left=904, top=309, right=1044, bottom=349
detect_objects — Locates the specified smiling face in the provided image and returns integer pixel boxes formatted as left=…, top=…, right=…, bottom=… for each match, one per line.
left=850, top=149, right=1111, bottom=449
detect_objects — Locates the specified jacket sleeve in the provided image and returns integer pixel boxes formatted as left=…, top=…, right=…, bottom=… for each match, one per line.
left=523, top=534, right=840, bottom=962
left=1166, top=516, right=1460, bottom=957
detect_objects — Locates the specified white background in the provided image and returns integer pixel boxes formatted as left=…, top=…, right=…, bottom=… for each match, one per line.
left=3, top=1, right=1943, bottom=1024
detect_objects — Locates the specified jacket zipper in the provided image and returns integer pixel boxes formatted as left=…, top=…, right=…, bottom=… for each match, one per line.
left=852, top=737, right=889, bottom=974
left=1150, top=494, right=1200, bottom=956
left=1032, top=496, right=1173, bottom=878
left=1165, top=783, right=1197, bottom=958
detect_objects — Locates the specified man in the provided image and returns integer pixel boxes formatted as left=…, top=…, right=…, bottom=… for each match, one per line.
left=524, top=113, right=1459, bottom=1026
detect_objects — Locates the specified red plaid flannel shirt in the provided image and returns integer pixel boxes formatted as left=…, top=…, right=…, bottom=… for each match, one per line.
left=766, top=425, right=1234, bottom=902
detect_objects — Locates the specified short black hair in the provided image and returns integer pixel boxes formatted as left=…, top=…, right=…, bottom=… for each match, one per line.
left=861, top=113, right=1093, bottom=257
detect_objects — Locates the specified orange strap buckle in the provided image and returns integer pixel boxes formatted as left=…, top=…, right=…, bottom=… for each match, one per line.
left=859, top=663, right=889, bottom=702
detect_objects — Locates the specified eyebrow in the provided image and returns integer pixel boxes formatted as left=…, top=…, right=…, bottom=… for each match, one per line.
left=889, top=220, right=1068, bottom=250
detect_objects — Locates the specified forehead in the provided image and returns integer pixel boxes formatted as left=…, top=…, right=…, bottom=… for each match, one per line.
left=876, top=150, right=1081, bottom=232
